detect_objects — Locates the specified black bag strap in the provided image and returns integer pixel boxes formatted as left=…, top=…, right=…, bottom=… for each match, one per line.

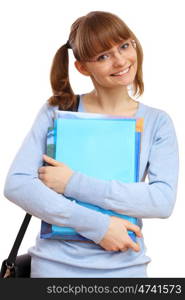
left=6, top=213, right=32, bottom=267
left=6, top=94, right=80, bottom=267
left=75, top=94, right=80, bottom=111
left=71, top=94, right=80, bottom=111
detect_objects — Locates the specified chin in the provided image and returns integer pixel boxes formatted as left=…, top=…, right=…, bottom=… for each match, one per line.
left=119, top=79, right=135, bottom=87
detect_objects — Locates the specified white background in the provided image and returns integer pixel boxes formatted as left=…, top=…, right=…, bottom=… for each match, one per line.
left=0, top=0, right=184, bottom=277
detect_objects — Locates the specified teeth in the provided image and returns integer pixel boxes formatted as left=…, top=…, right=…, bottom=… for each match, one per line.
left=112, top=68, right=129, bottom=76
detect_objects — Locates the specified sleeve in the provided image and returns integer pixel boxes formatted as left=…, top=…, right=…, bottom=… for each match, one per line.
left=3, top=103, right=110, bottom=243
left=64, top=111, right=179, bottom=219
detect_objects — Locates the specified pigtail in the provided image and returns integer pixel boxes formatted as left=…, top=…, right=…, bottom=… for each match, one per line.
left=48, top=43, right=77, bottom=110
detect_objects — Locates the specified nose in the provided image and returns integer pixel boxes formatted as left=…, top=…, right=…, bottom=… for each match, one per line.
left=112, top=50, right=127, bottom=67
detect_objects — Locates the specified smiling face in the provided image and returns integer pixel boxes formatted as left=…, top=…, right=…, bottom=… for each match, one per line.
left=75, top=39, right=137, bottom=90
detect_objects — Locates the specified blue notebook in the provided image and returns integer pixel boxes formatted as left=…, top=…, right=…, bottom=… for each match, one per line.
left=41, top=111, right=144, bottom=242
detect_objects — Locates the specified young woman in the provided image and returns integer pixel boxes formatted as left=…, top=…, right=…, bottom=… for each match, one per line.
left=4, top=11, right=179, bottom=278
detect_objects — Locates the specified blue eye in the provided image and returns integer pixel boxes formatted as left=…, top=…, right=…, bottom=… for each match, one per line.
left=97, top=54, right=109, bottom=61
left=120, top=42, right=130, bottom=50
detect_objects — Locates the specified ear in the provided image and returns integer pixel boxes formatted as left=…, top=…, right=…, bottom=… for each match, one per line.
left=74, top=60, right=91, bottom=76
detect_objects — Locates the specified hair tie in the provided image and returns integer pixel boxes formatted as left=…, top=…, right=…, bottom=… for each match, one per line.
left=65, top=40, right=71, bottom=49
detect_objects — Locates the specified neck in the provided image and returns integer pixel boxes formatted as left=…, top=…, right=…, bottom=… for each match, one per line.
left=90, top=86, right=134, bottom=113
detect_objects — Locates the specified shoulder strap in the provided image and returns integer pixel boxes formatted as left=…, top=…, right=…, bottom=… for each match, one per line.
left=64, top=94, right=80, bottom=112
left=6, top=94, right=80, bottom=267
left=75, top=94, right=80, bottom=111
left=6, top=213, right=32, bottom=266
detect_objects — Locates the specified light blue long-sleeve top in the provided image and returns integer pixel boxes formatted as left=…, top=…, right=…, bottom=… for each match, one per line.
left=4, top=94, right=179, bottom=277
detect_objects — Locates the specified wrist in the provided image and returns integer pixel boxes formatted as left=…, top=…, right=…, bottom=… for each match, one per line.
left=63, top=170, right=75, bottom=192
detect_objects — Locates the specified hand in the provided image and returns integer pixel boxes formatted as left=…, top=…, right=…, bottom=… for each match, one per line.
left=99, top=216, right=142, bottom=252
left=38, top=154, right=74, bottom=194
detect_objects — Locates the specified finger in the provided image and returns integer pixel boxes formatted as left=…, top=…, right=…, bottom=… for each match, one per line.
left=43, top=154, right=59, bottom=166
left=38, top=167, right=46, bottom=174
left=38, top=173, right=44, bottom=180
left=123, top=221, right=142, bottom=238
left=120, top=247, right=128, bottom=252
left=127, top=239, right=140, bottom=252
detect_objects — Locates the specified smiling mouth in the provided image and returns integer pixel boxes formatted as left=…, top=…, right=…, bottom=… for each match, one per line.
left=111, top=66, right=131, bottom=76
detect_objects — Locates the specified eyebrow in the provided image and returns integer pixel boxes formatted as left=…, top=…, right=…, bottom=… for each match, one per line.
left=97, top=40, right=129, bottom=55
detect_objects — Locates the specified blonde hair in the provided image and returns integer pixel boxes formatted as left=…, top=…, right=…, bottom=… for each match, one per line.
left=48, top=11, right=144, bottom=110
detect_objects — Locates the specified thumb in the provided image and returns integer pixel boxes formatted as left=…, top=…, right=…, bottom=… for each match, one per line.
left=129, top=239, right=140, bottom=252
left=43, top=154, right=60, bottom=166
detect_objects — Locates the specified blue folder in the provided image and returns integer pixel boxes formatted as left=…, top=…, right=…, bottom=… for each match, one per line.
left=41, top=111, right=143, bottom=242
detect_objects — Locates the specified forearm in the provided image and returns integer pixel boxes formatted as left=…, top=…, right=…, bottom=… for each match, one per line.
left=4, top=173, right=109, bottom=243
left=64, top=171, right=178, bottom=219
